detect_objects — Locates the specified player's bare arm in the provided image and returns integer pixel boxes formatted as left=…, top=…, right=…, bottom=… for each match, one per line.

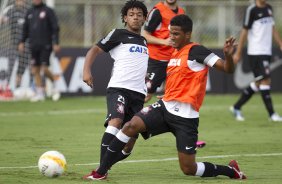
left=272, top=26, right=282, bottom=51
left=83, top=45, right=104, bottom=88
left=233, top=28, right=248, bottom=64
left=142, top=30, right=172, bottom=46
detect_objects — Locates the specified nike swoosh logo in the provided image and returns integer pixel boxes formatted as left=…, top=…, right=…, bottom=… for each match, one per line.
left=101, top=143, right=109, bottom=147
left=107, top=148, right=116, bottom=152
left=234, top=57, right=282, bottom=89
left=105, top=114, right=111, bottom=121
left=185, top=146, right=194, bottom=150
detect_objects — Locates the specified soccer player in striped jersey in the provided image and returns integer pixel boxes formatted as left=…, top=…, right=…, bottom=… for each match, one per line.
left=82, top=0, right=148, bottom=180
left=231, top=0, right=282, bottom=122
left=91, top=14, right=247, bottom=180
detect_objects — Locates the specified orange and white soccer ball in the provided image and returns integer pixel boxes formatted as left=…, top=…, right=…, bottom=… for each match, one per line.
left=38, top=151, right=67, bottom=178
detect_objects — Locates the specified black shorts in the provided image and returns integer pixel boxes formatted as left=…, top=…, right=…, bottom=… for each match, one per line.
left=146, top=58, right=168, bottom=93
left=105, top=87, right=145, bottom=127
left=30, top=45, right=52, bottom=66
left=248, top=55, right=271, bottom=80
left=137, top=100, right=199, bottom=154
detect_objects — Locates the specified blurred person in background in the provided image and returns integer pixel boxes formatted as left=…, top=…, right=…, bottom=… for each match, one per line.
left=82, top=0, right=148, bottom=180
left=143, top=0, right=184, bottom=103
left=18, top=0, right=60, bottom=102
left=143, top=0, right=205, bottom=148
left=231, top=0, right=282, bottom=122
left=0, top=0, right=30, bottom=99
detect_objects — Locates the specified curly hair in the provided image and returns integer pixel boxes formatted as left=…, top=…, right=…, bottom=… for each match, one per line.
left=120, top=0, right=148, bottom=26
left=170, top=14, right=193, bottom=33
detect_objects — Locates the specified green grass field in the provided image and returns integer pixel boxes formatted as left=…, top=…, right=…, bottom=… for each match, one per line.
left=0, top=94, right=282, bottom=184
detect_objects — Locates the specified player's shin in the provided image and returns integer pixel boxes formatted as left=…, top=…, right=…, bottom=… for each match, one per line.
left=111, top=137, right=137, bottom=165
left=259, top=85, right=274, bottom=116
left=100, top=126, right=119, bottom=163
left=97, top=130, right=130, bottom=175
left=196, top=162, right=234, bottom=178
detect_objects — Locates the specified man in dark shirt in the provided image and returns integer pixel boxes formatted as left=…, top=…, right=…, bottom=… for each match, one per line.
left=18, top=0, right=60, bottom=102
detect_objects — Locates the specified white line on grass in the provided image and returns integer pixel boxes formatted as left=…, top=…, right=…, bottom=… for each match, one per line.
left=2, top=104, right=281, bottom=117
left=0, top=109, right=105, bottom=117
left=1, top=152, right=282, bottom=170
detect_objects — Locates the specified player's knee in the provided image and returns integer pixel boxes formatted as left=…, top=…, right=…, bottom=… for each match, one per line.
left=42, top=66, right=49, bottom=74
left=260, top=78, right=271, bottom=85
left=31, top=67, right=39, bottom=75
left=123, top=121, right=137, bottom=133
left=108, top=118, right=123, bottom=128
left=122, top=121, right=140, bottom=136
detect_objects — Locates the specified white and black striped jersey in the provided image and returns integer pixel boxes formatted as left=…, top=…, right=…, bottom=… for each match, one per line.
left=243, top=3, right=274, bottom=55
left=97, top=29, right=149, bottom=95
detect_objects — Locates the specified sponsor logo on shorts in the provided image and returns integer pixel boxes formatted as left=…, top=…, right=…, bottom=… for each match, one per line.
left=141, top=106, right=151, bottom=115
left=117, top=103, right=124, bottom=114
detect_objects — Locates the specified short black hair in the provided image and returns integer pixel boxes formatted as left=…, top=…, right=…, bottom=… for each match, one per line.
left=170, top=14, right=193, bottom=33
left=121, top=0, right=148, bottom=25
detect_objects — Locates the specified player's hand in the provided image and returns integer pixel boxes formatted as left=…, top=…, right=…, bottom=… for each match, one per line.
left=83, top=69, right=94, bottom=88
left=53, top=44, right=61, bottom=53
left=223, top=37, right=236, bottom=56
left=163, top=37, right=173, bottom=46
left=18, top=42, right=24, bottom=53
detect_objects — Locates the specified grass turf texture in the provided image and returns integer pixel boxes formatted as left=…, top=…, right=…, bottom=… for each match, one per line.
left=0, top=94, right=282, bottom=184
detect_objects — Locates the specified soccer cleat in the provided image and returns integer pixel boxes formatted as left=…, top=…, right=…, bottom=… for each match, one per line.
left=270, top=113, right=282, bottom=122
left=228, top=160, right=247, bottom=179
left=30, top=94, right=45, bottom=102
left=52, top=89, right=61, bottom=101
left=0, top=88, right=14, bottom=101
left=229, top=106, right=245, bottom=121
left=196, top=141, right=206, bottom=148
left=83, top=170, right=107, bottom=180
left=3, top=89, right=13, bottom=97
